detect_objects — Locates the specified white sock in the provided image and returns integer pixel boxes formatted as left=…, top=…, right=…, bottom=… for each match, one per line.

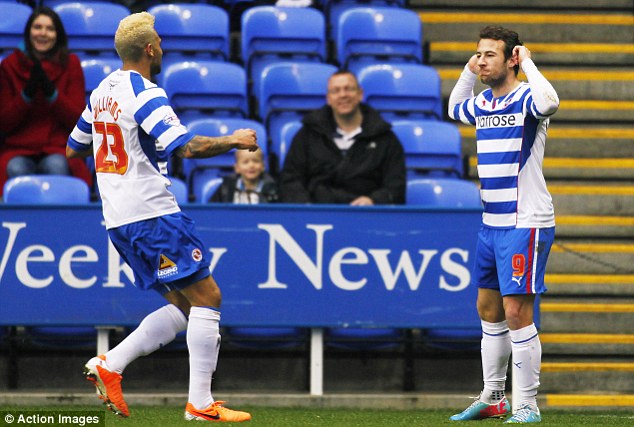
left=188, top=306, right=221, bottom=410
left=510, top=323, right=541, bottom=410
left=105, top=304, right=187, bottom=374
left=480, top=320, right=511, bottom=404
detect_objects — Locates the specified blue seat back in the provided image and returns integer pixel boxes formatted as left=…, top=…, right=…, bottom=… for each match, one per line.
left=357, top=63, right=443, bottom=121
left=258, top=62, right=337, bottom=138
left=3, top=175, right=91, bottom=205
left=406, top=177, right=482, bottom=208
left=271, top=120, right=302, bottom=171
left=149, top=4, right=229, bottom=61
left=80, top=57, right=121, bottom=104
left=54, top=2, right=130, bottom=58
left=0, top=2, right=31, bottom=55
left=162, top=60, right=248, bottom=122
left=199, top=176, right=224, bottom=203
left=241, top=6, right=326, bottom=95
left=336, top=7, right=422, bottom=71
left=325, top=0, right=404, bottom=38
left=183, top=118, right=268, bottom=200
left=391, top=119, right=463, bottom=177
left=168, top=177, right=189, bottom=204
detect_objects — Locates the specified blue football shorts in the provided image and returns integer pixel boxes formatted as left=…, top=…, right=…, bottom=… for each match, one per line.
left=472, top=226, right=555, bottom=296
left=108, top=211, right=211, bottom=295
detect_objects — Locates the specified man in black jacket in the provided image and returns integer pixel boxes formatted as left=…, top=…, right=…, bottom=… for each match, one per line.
left=279, top=70, right=406, bottom=205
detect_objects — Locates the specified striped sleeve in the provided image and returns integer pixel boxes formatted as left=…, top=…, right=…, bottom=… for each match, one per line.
left=134, top=86, right=193, bottom=155
left=448, top=64, right=477, bottom=126
left=67, top=105, right=94, bottom=152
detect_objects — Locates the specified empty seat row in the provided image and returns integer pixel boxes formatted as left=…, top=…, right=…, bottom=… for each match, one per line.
left=1, top=2, right=423, bottom=75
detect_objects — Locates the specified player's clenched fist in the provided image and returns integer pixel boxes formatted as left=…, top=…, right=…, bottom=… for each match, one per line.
left=232, top=129, right=259, bottom=151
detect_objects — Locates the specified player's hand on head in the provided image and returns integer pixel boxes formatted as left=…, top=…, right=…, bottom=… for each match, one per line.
left=467, top=54, right=479, bottom=74
left=232, top=128, right=258, bottom=151
left=513, top=46, right=530, bottom=63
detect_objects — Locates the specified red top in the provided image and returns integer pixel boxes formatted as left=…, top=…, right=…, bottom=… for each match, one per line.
left=0, top=49, right=92, bottom=195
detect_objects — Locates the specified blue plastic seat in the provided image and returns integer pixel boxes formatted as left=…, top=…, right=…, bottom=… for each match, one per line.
left=271, top=120, right=302, bottom=171
left=168, top=176, right=189, bottom=204
left=162, top=60, right=248, bottom=123
left=182, top=117, right=268, bottom=200
left=356, top=63, right=443, bottom=121
left=199, top=176, right=224, bottom=203
left=391, top=119, right=463, bottom=178
left=326, top=327, right=404, bottom=350
left=406, top=177, right=482, bottom=208
left=226, top=327, right=307, bottom=349
left=324, top=0, right=404, bottom=39
left=3, top=175, right=91, bottom=204
left=257, top=61, right=337, bottom=140
left=54, top=2, right=130, bottom=59
left=149, top=4, right=229, bottom=61
left=80, top=58, right=121, bottom=104
left=241, top=6, right=326, bottom=96
left=0, top=2, right=31, bottom=56
left=336, top=7, right=422, bottom=73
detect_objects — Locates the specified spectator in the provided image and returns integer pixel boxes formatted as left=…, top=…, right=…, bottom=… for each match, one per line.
left=279, top=70, right=405, bottom=205
left=209, top=149, right=279, bottom=204
left=0, top=6, right=91, bottom=196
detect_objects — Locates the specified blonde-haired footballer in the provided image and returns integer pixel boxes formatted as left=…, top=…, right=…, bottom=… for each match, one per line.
left=66, top=11, right=256, bottom=422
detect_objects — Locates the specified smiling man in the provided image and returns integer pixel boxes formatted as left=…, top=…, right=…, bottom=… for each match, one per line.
left=279, top=70, right=406, bottom=205
left=447, top=26, right=559, bottom=424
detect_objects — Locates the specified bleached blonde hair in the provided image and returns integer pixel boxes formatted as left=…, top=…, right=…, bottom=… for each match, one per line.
left=114, top=12, right=156, bottom=62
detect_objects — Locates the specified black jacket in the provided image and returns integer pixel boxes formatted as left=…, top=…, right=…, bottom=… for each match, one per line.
left=209, top=173, right=279, bottom=204
left=279, top=104, right=406, bottom=204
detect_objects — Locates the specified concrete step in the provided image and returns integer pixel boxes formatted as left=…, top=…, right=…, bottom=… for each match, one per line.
left=550, top=183, right=634, bottom=216
left=541, top=332, right=634, bottom=355
left=459, top=125, right=634, bottom=159
left=554, top=100, right=634, bottom=123
left=428, top=41, right=634, bottom=67
left=540, top=360, right=634, bottom=393
left=545, top=393, right=634, bottom=409
left=411, top=0, right=634, bottom=12
left=540, top=298, right=634, bottom=333
left=418, top=11, right=634, bottom=44
left=439, top=67, right=634, bottom=101
left=554, top=215, right=634, bottom=238
left=547, top=242, right=634, bottom=274
left=545, top=274, right=634, bottom=295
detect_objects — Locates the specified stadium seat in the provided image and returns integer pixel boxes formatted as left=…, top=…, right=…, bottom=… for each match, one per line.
left=257, top=61, right=337, bottom=141
left=241, top=6, right=326, bottom=96
left=3, top=175, right=91, bottom=205
left=391, top=119, right=463, bottom=178
left=270, top=120, right=301, bottom=172
left=182, top=117, right=268, bottom=200
left=0, top=2, right=31, bottom=56
left=24, top=326, right=100, bottom=351
left=326, top=327, right=404, bottom=350
left=168, top=176, right=189, bottom=204
left=54, top=2, right=130, bottom=59
left=162, top=60, right=249, bottom=123
left=335, top=6, right=422, bottom=73
left=81, top=57, right=121, bottom=104
left=405, top=177, right=482, bottom=208
left=149, top=4, right=229, bottom=61
left=226, top=327, right=307, bottom=349
left=356, top=63, right=443, bottom=121
left=324, top=0, right=404, bottom=39
left=199, top=176, right=223, bottom=203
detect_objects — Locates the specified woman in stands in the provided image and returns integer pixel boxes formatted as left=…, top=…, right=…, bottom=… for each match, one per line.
left=0, top=6, right=91, bottom=197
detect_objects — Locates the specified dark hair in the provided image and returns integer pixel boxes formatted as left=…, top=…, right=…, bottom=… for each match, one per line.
left=23, top=6, right=69, bottom=64
left=479, top=26, right=523, bottom=75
